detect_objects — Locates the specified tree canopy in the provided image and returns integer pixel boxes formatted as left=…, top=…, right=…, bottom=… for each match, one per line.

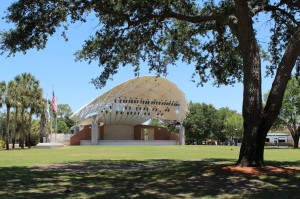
left=1, top=0, right=300, bottom=166
left=57, top=104, right=72, bottom=118
left=183, top=103, right=243, bottom=145
left=184, top=102, right=220, bottom=144
left=2, top=0, right=298, bottom=87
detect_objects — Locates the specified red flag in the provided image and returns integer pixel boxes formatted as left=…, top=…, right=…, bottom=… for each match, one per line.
left=52, top=91, right=58, bottom=114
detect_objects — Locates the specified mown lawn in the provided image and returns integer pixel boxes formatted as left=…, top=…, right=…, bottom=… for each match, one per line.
left=0, top=145, right=299, bottom=198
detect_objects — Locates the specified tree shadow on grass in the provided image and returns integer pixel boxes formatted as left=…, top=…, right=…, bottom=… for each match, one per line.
left=265, top=160, right=300, bottom=167
left=0, top=159, right=299, bottom=198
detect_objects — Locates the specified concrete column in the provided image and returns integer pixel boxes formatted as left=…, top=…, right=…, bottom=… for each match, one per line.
left=74, top=126, right=79, bottom=134
left=179, top=125, right=185, bottom=145
left=91, top=122, right=99, bottom=145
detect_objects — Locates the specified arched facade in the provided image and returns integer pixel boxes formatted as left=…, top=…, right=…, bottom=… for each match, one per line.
left=70, top=76, right=188, bottom=145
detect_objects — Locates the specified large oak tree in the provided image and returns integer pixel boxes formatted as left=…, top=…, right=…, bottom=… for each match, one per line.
left=1, top=0, right=300, bottom=166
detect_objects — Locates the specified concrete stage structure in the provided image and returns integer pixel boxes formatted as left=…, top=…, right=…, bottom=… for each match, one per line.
left=69, top=76, right=188, bottom=145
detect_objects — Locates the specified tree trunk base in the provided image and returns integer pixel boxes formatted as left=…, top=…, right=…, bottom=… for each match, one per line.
left=293, top=137, right=299, bottom=148
left=236, top=158, right=265, bottom=167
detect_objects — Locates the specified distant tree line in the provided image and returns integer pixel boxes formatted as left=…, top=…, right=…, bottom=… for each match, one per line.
left=150, top=102, right=243, bottom=145
left=0, top=73, right=73, bottom=150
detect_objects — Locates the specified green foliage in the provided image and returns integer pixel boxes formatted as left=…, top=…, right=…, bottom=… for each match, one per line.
left=57, top=104, right=73, bottom=131
left=215, top=107, right=232, bottom=141
left=57, top=104, right=72, bottom=118
left=30, top=130, right=40, bottom=146
left=64, top=115, right=74, bottom=130
left=57, top=118, right=71, bottom=134
left=184, top=102, right=222, bottom=144
left=183, top=102, right=242, bottom=144
left=0, top=73, right=74, bottom=147
left=2, top=1, right=299, bottom=88
left=279, top=77, right=300, bottom=124
left=267, top=76, right=300, bottom=147
left=149, top=118, right=165, bottom=127
left=0, top=112, right=6, bottom=140
left=0, top=81, right=6, bottom=108
left=223, top=111, right=243, bottom=139
left=265, top=142, right=294, bottom=147
left=0, top=139, right=5, bottom=148
left=30, top=120, right=41, bottom=146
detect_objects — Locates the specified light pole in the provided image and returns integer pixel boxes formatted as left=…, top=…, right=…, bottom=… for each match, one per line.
left=233, top=128, right=237, bottom=146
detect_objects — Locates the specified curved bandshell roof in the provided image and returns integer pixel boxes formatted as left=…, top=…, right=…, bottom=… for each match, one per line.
left=70, top=76, right=188, bottom=126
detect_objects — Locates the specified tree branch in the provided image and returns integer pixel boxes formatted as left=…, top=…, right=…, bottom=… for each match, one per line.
left=279, top=0, right=300, bottom=8
left=252, top=4, right=299, bottom=25
left=263, top=29, right=300, bottom=127
left=95, top=3, right=226, bottom=28
left=125, top=11, right=226, bottom=28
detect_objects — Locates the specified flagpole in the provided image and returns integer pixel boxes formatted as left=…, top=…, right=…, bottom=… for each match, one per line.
left=55, top=91, right=57, bottom=143
left=46, top=93, right=52, bottom=143
left=52, top=85, right=58, bottom=143
left=55, top=114, right=57, bottom=143
left=50, top=111, right=52, bottom=143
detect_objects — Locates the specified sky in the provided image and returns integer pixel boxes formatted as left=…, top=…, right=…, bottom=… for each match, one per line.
left=0, top=1, right=274, bottom=114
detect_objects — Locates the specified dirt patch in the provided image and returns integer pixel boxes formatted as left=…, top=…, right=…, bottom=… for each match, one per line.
left=203, top=164, right=300, bottom=175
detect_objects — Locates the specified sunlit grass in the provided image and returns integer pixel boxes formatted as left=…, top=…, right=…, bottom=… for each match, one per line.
left=1, top=145, right=299, bottom=167
left=1, top=145, right=240, bottom=167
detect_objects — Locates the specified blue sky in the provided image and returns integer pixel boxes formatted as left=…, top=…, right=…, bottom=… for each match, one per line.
left=0, top=1, right=274, bottom=114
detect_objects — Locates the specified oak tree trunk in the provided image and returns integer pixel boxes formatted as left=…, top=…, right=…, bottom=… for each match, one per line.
left=234, top=0, right=264, bottom=166
left=292, top=133, right=299, bottom=148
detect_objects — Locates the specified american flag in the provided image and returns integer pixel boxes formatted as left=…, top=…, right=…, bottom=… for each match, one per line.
left=52, top=91, right=58, bottom=114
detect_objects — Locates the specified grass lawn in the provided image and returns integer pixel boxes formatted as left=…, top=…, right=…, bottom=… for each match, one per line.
left=0, top=145, right=299, bottom=198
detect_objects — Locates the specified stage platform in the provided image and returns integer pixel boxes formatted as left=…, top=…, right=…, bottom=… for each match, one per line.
left=36, top=143, right=64, bottom=149
left=80, top=140, right=178, bottom=146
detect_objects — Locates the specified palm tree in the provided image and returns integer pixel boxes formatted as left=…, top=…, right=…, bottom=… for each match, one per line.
left=28, top=85, right=43, bottom=148
left=0, top=81, right=17, bottom=150
left=12, top=75, right=22, bottom=148
left=5, top=81, right=17, bottom=150
left=0, top=81, right=5, bottom=109
left=15, top=73, right=38, bottom=149
left=0, top=82, right=6, bottom=138
left=15, top=75, right=24, bottom=148
left=9, top=110, right=19, bottom=148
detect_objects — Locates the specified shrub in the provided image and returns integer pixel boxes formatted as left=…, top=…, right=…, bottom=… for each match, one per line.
left=278, top=142, right=294, bottom=147
left=31, top=131, right=40, bottom=146
left=265, top=142, right=293, bottom=147
left=0, top=139, right=5, bottom=149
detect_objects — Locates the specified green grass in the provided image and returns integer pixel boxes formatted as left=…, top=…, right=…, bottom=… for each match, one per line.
left=0, top=146, right=299, bottom=198
left=1, top=145, right=242, bottom=167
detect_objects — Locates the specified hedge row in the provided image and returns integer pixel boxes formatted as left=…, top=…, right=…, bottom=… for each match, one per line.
left=265, top=142, right=294, bottom=147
